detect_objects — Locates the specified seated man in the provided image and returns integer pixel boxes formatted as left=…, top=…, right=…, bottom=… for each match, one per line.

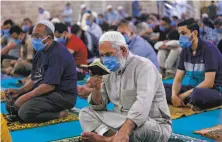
left=2, top=25, right=34, bottom=76
left=1, top=25, right=23, bottom=67
left=54, top=22, right=88, bottom=80
left=5, top=20, right=77, bottom=123
left=117, top=21, right=160, bottom=71
left=79, top=31, right=172, bottom=142
left=164, top=18, right=222, bottom=110
left=1, top=19, right=14, bottom=47
left=157, top=30, right=182, bottom=78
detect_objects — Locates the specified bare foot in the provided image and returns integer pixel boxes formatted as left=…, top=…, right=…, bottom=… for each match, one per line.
left=59, top=109, right=69, bottom=118
left=81, top=132, right=113, bottom=142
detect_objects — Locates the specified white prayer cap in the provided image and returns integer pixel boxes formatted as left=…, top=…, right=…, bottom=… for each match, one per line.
left=117, top=6, right=123, bottom=10
left=81, top=4, right=86, bottom=9
left=202, top=13, right=208, bottom=18
left=51, top=18, right=60, bottom=24
left=107, top=5, right=112, bottom=10
left=99, top=31, right=126, bottom=45
left=37, top=20, right=55, bottom=33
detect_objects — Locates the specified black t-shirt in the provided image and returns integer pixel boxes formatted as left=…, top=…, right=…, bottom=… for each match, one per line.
left=153, top=25, right=173, bottom=41
left=31, top=41, right=77, bottom=105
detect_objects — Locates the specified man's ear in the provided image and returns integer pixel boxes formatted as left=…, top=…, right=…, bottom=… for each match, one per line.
left=193, top=30, right=198, bottom=39
left=120, top=46, right=127, bottom=56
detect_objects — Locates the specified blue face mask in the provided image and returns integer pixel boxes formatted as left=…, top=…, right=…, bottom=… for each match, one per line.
left=56, top=37, right=66, bottom=44
left=97, top=18, right=103, bottom=25
left=159, top=26, right=166, bottom=32
left=148, top=24, right=154, bottom=28
left=86, top=20, right=91, bottom=26
left=216, top=28, right=222, bottom=33
left=103, top=56, right=120, bottom=72
left=32, top=38, right=46, bottom=51
left=179, top=35, right=192, bottom=48
left=199, top=27, right=204, bottom=34
left=171, top=21, right=177, bottom=26
left=2, top=29, right=10, bottom=37
left=123, top=34, right=131, bottom=44
left=22, top=25, right=30, bottom=32
left=13, top=39, right=22, bottom=45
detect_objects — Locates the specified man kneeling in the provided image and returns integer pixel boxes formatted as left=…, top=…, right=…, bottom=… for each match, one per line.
left=79, top=31, right=172, bottom=142
left=5, top=20, right=77, bottom=123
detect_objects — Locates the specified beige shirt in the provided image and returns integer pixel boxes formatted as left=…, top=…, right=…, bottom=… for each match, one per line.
left=88, top=52, right=171, bottom=128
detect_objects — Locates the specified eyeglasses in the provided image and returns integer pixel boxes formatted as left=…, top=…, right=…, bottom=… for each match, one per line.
left=31, top=33, right=45, bottom=40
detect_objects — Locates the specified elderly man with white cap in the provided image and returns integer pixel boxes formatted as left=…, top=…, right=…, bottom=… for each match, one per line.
left=79, top=31, right=172, bottom=142
left=104, top=5, right=120, bottom=25
left=5, top=20, right=78, bottom=123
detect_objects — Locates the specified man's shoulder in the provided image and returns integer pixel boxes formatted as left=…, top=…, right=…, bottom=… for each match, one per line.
left=51, top=43, right=72, bottom=59
left=133, top=54, right=155, bottom=68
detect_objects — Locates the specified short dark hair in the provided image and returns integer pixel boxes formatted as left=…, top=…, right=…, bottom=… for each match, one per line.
left=177, top=18, right=200, bottom=36
left=172, top=16, right=179, bottom=20
left=214, top=19, right=222, bottom=26
left=71, top=24, right=81, bottom=34
left=66, top=2, right=70, bottom=6
left=3, top=19, right=14, bottom=26
left=203, top=18, right=215, bottom=29
left=54, top=23, right=68, bottom=34
left=23, top=18, right=32, bottom=24
left=167, top=30, right=180, bottom=40
left=161, top=16, right=171, bottom=24
left=98, top=14, right=104, bottom=18
left=9, top=25, right=23, bottom=35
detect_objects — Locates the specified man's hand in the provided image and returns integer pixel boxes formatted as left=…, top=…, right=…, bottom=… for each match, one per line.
left=14, top=94, right=31, bottom=108
left=172, top=95, right=184, bottom=107
left=5, top=89, right=21, bottom=99
left=113, top=131, right=129, bottom=142
left=178, top=90, right=193, bottom=101
left=88, top=76, right=103, bottom=90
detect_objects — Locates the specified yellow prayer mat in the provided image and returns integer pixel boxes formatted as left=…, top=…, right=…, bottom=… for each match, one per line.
left=3, top=113, right=79, bottom=131
left=1, top=91, right=6, bottom=102
left=169, top=105, right=222, bottom=119
left=194, top=125, right=222, bottom=140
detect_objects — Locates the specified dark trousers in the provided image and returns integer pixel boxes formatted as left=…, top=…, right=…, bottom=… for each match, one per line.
left=164, top=84, right=222, bottom=109
left=6, top=92, right=74, bottom=123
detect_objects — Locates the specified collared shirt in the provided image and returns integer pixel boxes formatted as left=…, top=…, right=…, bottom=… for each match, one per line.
left=128, top=35, right=160, bottom=71
left=88, top=52, right=171, bottom=127
left=87, top=23, right=103, bottom=39
left=178, top=39, right=222, bottom=87
left=31, top=41, right=77, bottom=104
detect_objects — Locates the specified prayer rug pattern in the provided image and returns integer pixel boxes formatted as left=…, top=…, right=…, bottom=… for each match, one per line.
left=169, top=105, right=222, bottom=119
left=1, top=91, right=6, bottom=102
left=194, top=125, right=222, bottom=140
left=53, top=133, right=207, bottom=142
left=3, top=113, right=79, bottom=131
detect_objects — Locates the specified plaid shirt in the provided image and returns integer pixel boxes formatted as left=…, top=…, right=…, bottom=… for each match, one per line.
left=200, top=26, right=219, bottom=45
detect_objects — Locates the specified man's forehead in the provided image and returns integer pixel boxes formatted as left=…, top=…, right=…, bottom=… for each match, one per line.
left=178, top=26, right=189, bottom=33
left=33, top=24, right=45, bottom=34
left=99, top=42, right=115, bottom=53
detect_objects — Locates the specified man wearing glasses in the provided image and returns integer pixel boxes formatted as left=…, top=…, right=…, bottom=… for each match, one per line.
left=5, top=20, right=78, bottom=123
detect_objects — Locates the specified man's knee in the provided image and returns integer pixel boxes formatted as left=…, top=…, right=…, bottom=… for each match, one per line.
left=18, top=107, right=36, bottom=122
left=191, top=88, right=203, bottom=102
left=131, top=120, right=171, bottom=142
left=79, top=107, right=93, bottom=122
